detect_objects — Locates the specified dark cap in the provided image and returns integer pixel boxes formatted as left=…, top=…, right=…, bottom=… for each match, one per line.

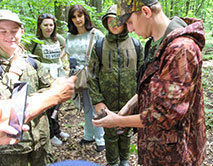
left=111, top=0, right=158, bottom=27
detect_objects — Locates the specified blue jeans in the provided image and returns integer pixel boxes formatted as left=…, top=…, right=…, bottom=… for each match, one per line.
left=82, top=89, right=105, bottom=146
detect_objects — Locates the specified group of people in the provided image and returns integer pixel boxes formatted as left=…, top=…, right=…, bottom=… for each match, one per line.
left=0, top=0, right=207, bottom=166
left=0, top=8, right=76, bottom=165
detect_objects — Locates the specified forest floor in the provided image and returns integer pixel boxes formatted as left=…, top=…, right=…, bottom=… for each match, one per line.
left=53, top=60, right=213, bottom=166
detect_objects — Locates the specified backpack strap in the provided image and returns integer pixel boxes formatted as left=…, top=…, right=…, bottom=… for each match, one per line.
left=136, top=37, right=153, bottom=93
left=131, top=37, right=141, bottom=57
left=27, top=56, right=38, bottom=70
left=31, top=43, right=38, bottom=54
left=0, top=65, right=2, bottom=77
left=144, top=37, right=153, bottom=60
left=86, top=28, right=96, bottom=61
left=131, top=37, right=141, bottom=70
left=95, top=37, right=104, bottom=71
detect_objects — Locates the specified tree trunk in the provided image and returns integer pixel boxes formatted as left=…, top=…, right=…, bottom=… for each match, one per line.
left=164, top=0, right=168, bottom=17
left=90, top=0, right=102, bottom=13
left=170, top=0, right=174, bottom=17
left=195, top=0, right=205, bottom=17
left=185, top=0, right=190, bottom=16
left=54, top=1, right=66, bottom=35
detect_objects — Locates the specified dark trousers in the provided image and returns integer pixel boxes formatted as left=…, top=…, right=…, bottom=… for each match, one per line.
left=46, top=106, right=61, bottom=139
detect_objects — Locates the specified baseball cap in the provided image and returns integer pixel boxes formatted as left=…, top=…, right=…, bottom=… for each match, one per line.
left=111, top=0, right=158, bottom=27
left=0, top=9, right=23, bottom=27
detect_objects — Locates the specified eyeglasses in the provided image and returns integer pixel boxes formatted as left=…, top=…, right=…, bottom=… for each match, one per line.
left=40, top=13, right=54, bottom=19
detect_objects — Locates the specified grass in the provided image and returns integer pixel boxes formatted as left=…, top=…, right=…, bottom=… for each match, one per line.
left=203, top=32, right=213, bottom=60
left=202, top=31, right=213, bottom=129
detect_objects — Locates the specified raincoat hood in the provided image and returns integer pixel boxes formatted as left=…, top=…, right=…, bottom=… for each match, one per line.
left=102, top=5, right=129, bottom=42
left=102, top=4, right=117, bottom=30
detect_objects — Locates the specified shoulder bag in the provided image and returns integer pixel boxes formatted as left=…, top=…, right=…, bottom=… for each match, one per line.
left=75, top=29, right=95, bottom=92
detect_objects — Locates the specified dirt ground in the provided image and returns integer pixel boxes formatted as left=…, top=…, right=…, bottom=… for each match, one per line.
left=53, top=60, right=213, bottom=166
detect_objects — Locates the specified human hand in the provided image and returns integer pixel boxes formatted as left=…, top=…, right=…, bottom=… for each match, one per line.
left=0, top=123, right=29, bottom=145
left=24, top=76, right=77, bottom=122
left=117, top=106, right=132, bottom=135
left=0, top=100, right=29, bottom=145
left=8, top=55, right=26, bottom=79
left=49, top=76, right=77, bottom=104
left=92, top=109, right=120, bottom=128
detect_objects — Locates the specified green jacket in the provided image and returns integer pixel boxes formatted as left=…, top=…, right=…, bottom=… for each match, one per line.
left=87, top=9, right=144, bottom=111
left=0, top=46, right=54, bottom=154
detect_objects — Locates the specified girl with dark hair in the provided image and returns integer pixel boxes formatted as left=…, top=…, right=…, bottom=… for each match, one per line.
left=67, top=4, right=93, bottom=35
left=36, top=13, right=57, bottom=41
left=25, top=13, right=69, bottom=146
left=64, top=4, right=105, bottom=152
left=31, top=13, right=65, bottom=71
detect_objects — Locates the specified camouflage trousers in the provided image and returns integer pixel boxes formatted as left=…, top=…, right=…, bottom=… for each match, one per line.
left=0, top=146, right=54, bottom=166
left=104, top=127, right=132, bottom=165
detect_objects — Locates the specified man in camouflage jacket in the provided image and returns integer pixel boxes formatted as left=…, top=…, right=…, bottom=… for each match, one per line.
left=87, top=5, right=144, bottom=166
left=0, top=10, right=76, bottom=166
left=92, top=0, right=206, bottom=166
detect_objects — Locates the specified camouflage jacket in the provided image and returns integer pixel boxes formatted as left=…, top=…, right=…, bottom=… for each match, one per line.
left=0, top=46, right=54, bottom=154
left=87, top=30, right=144, bottom=111
left=137, top=17, right=206, bottom=166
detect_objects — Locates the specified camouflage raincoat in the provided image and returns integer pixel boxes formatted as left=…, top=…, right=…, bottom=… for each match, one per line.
left=87, top=27, right=144, bottom=112
left=137, top=17, right=206, bottom=166
left=87, top=5, right=144, bottom=164
left=0, top=46, right=54, bottom=165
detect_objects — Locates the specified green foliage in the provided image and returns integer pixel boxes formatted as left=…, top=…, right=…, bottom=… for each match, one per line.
left=203, top=32, right=213, bottom=61
left=202, top=65, right=213, bottom=129
left=78, top=122, right=85, bottom=127
left=130, top=144, right=138, bottom=154
left=202, top=67, right=213, bottom=90
left=205, top=108, right=213, bottom=129
left=64, top=124, right=72, bottom=128
left=1, top=0, right=212, bottom=45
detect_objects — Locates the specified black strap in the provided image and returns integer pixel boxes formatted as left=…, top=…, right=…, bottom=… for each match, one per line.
left=0, top=65, right=2, bottom=77
left=27, top=56, right=38, bottom=70
left=31, top=43, right=38, bottom=54
left=95, top=37, right=104, bottom=71
left=144, top=37, right=153, bottom=60
left=131, top=37, right=141, bottom=70
left=136, top=37, right=153, bottom=93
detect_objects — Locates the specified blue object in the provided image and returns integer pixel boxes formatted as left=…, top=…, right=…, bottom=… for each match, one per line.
left=48, top=160, right=101, bottom=166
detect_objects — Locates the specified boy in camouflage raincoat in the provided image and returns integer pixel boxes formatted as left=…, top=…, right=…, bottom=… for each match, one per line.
left=92, top=0, right=207, bottom=166
left=87, top=5, right=144, bottom=166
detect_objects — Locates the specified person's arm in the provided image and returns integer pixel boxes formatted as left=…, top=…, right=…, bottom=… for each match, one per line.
left=57, top=33, right=65, bottom=59
left=59, top=48, right=66, bottom=59
left=92, top=109, right=144, bottom=128
left=93, top=38, right=202, bottom=130
left=118, top=94, right=138, bottom=116
left=25, top=76, right=77, bottom=122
